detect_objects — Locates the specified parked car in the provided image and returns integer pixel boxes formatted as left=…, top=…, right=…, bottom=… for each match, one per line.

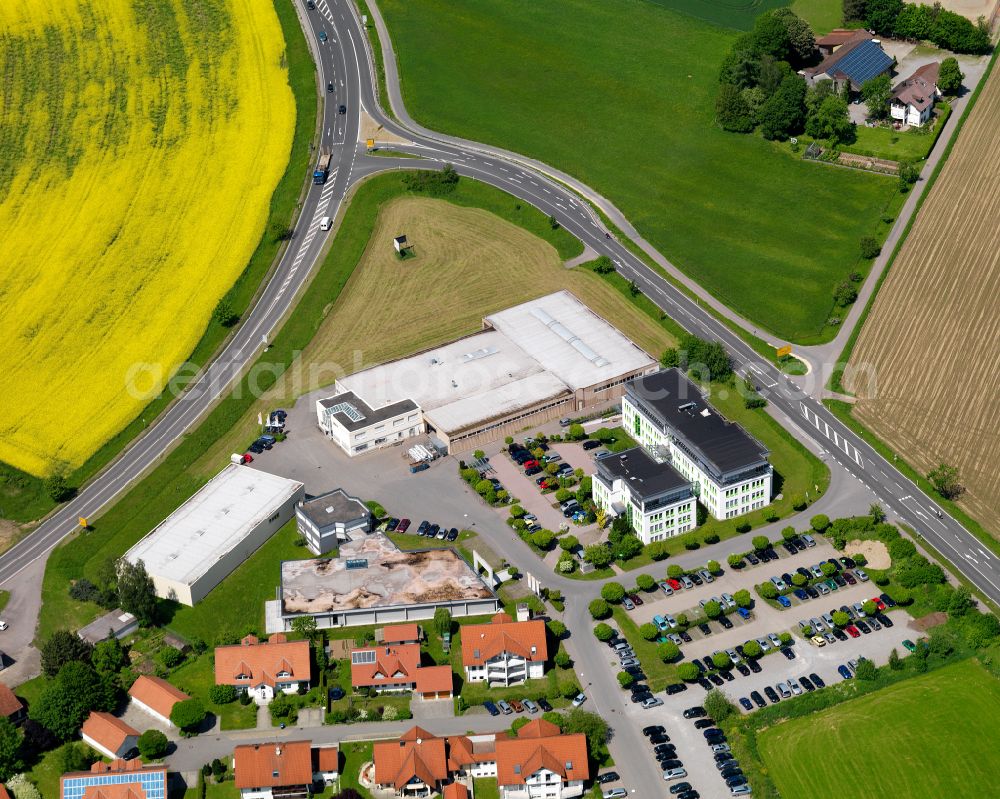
left=484, top=701, right=500, bottom=716
left=572, top=693, right=587, bottom=707
left=509, top=699, right=524, bottom=712
left=838, top=664, right=853, bottom=680
left=603, top=790, right=628, bottom=799
left=763, top=686, right=779, bottom=703
left=622, top=598, right=636, bottom=611
left=659, top=581, right=674, bottom=595
left=597, top=772, right=621, bottom=785
left=497, top=700, right=512, bottom=714
left=750, top=691, right=766, bottom=708
left=523, top=699, right=538, bottom=713
left=738, top=697, right=753, bottom=711
left=777, top=595, right=791, bottom=608
left=810, top=672, right=825, bottom=688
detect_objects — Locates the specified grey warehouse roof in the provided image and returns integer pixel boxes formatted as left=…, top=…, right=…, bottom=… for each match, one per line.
left=299, top=489, right=369, bottom=528
left=597, top=447, right=691, bottom=499
left=628, top=369, right=768, bottom=476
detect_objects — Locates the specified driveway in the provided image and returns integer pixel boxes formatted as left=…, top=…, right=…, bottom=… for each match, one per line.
left=490, top=454, right=566, bottom=532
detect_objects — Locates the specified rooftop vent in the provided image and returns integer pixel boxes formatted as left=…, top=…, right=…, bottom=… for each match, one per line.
left=325, top=506, right=335, bottom=513
left=514, top=765, right=521, bottom=775
left=678, top=402, right=697, bottom=413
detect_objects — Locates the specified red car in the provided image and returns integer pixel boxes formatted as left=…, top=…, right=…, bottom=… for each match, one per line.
left=241, top=453, right=254, bottom=463
left=628, top=594, right=643, bottom=606
left=872, top=597, right=886, bottom=611
left=666, top=578, right=682, bottom=591
left=846, top=625, right=861, bottom=638
left=523, top=460, right=538, bottom=469
left=397, top=518, right=410, bottom=532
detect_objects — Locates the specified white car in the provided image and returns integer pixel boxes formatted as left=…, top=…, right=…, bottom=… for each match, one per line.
left=756, top=637, right=771, bottom=652
left=0, top=621, right=7, bottom=631
left=788, top=678, right=802, bottom=695
left=642, top=697, right=664, bottom=709
left=711, top=743, right=731, bottom=753
left=663, top=768, right=688, bottom=781
left=603, top=790, right=628, bottom=799
left=767, top=632, right=782, bottom=648
left=572, top=693, right=587, bottom=707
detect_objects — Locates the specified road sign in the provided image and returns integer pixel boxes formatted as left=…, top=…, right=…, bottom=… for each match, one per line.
left=366, top=138, right=375, bottom=151
left=78, top=517, right=88, bottom=528
left=776, top=344, right=792, bottom=358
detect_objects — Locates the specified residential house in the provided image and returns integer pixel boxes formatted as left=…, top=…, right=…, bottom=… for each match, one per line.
left=891, top=62, right=941, bottom=127
left=815, top=28, right=868, bottom=56
left=80, top=712, right=140, bottom=760
left=377, top=623, right=422, bottom=645
left=234, top=741, right=313, bottom=799
left=592, top=447, right=696, bottom=543
left=495, top=719, right=589, bottom=799
left=0, top=683, right=25, bottom=726
left=214, top=633, right=311, bottom=704
left=128, top=675, right=190, bottom=728
left=312, top=745, right=339, bottom=786
left=372, top=726, right=449, bottom=797
left=461, top=612, right=547, bottom=686
left=60, top=758, right=167, bottom=799
left=350, top=642, right=453, bottom=699
left=622, top=369, right=771, bottom=520
left=295, top=489, right=372, bottom=556
left=804, top=29, right=894, bottom=93
left=442, top=785, right=470, bottom=799
left=446, top=733, right=500, bottom=779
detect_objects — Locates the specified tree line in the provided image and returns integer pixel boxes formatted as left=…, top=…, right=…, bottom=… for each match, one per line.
left=844, top=0, right=991, bottom=54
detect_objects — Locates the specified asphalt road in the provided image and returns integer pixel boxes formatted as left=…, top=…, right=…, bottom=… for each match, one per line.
left=2, top=0, right=998, bottom=792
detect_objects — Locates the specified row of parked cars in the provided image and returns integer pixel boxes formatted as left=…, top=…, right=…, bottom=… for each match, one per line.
left=414, top=519, right=459, bottom=541
left=483, top=696, right=552, bottom=716
left=802, top=594, right=897, bottom=645
left=741, top=670, right=829, bottom=710
left=246, top=409, right=287, bottom=455
left=611, top=640, right=665, bottom=709
left=637, top=723, right=704, bottom=798
left=681, top=710, right=752, bottom=796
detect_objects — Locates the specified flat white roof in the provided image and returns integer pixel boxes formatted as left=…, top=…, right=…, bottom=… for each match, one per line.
left=124, top=464, right=303, bottom=587
left=334, top=292, right=653, bottom=435
left=485, top=290, right=655, bottom=391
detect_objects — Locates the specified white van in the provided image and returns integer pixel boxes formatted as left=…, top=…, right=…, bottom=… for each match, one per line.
left=319, top=216, right=332, bottom=231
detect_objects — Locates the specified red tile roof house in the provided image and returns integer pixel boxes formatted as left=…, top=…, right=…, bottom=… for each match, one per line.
left=60, top=758, right=167, bottom=799
left=80, top=712, right=140, bottom=760
left=377, top=623, right=422, bottom=645
left=215, top=633, right=311, bottom=705
left=891, top=62, right=941, bottom=127
left=495, top=719, right=589, bottom=799
left=372, top=723, right=588, bottom=799
left=312, top=744, right=339, bottom=786
left=0, top=683, right=26, bottom=726
left=234, top=740, right=314, bottom=799
left=373, top=727, right=450, bottom=797
left=350, top=642, right=453, bottom=700
left=461, top=613, right=548, bottom=686
left=128, top=675, right=190, bottom=728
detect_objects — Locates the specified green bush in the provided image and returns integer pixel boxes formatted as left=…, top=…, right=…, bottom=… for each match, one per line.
left=593, top=623, right=615, bottom=641
left=589, top=599, right=611, bottom=619
left=209, top=684, right=237, bottom=705
left=601, top=582, right=625, bottom=603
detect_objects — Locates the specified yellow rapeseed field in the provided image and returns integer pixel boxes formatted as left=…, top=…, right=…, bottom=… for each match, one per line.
left=0, top=0, right=295, bottom=476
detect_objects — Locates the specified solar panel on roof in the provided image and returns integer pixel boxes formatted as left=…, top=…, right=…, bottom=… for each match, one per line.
left=830, top=40, right=892, bottom=86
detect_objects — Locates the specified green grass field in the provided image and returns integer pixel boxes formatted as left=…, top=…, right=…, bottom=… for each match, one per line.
left=380, top=0, right=894, bottom=342
left=758, top=659, right=1000, bottom=799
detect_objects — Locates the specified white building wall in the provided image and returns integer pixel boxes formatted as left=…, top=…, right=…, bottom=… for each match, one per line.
left=316, top=401, right=424, bottom=457
left=592, top=473, right=696, bottom=544
left=131, top=698, right=174, bottom=728
left=622, top=396, right=772, bottom=521
left=464, top=654, right=544, bottom=685
left=82, top=733, right=138, bottom=761
left=501, top=771, right=583, bottom=799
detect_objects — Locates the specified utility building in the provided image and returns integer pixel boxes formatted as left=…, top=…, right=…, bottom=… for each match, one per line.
left=124, top=465, right=304, bottom=606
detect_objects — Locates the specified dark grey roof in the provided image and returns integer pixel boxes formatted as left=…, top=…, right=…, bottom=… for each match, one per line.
left=298, top=489, right=369, bottom=528
left=318, top=390, right=418, bottom=432
left=597, top=447, right=690, bottom=500
left=627, top=369, right=768, bottom=476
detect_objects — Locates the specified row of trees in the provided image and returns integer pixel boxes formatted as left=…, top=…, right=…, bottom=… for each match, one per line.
left=660, top=333, right=733, bottom=382
left=844, top=0, right=991, bottom=54
left=716, top=9, right=818, bottom=140
left=68, top=558, right=158, bottom=627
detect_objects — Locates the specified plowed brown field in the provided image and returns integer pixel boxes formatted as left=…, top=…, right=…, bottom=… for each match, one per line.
left=844, top=63, right=1000, bottom=535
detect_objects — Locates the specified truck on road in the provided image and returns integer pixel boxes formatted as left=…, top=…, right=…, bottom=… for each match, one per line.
left=313, top=150, right=332, bottom=185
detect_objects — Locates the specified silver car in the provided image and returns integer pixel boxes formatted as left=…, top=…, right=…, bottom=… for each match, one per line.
left=722, top=593, right=736, bottom=609
left=622, top=598, right=635, bottom=611
left=668, top=634, right=683, bottom=646
left=681, top=576, right=695, bottom=590
left=767, top=632, right=782, bottom=648
left=756, top=637, right=771, bottom=651
left=787, top=678, right=802, bottom=695
left=810, top=617, right=825, bottom=632
left=817, top=582, right=831, bottom=595
left=726, top=648, right=743, bottom=664
left=663, top=768, right=688, bottom=781
left=810, top=564, right=824, bottom=578
left=853, top=602, right=867, bottom=617
left=776, top=682, right=791, bottom=698
left=699, top=569, right=714, bottom=583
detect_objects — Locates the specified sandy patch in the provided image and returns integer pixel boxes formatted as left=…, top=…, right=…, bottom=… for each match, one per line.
left=846, top=539, right=891, bottom=570
left=360, top=110, right=410, bottom=145
left=912, top=611, right=948, bottom=631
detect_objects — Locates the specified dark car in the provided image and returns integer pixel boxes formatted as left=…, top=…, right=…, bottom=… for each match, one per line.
left=843, top=571, right=857, bottom=586
left=782, top=542, right=795, bottom=555
left=832, top=628, right=848, bottom=642
left=583, top=440, right=602, bottom=450
left=838, top=665, right=853, bottom=680
left=709, top=673, right=724, bottom=686
left=307, top=0, right=315, bottom=8
left=649, top=733, right=669, bottom=745
left=793, top=588, right=808, bottom=601
left=736, top=663, right=751, bottom=676
left=597, top=772, right=620, bottom=785
left=856, top=620, right=871, bottom=634
left=626, top=666, right=645, bottom=678
left=841, top=556, right=857, bottom=569
left=796, top=567, right=811, bottom=579
left=725, top=775, right=747, bottom=788
left=628, top=593, right=643, bottom=606
left=653, top=745, right=675, bottom=756
left=691, top=658, right=706, bottom=673
left=660, top=759, right=684, bottom=770
left=750, top=691, right=766, bottom=708
left=417, top=520, right=429, bottom=533
left=799, top=675, right=815, bottom=691
left=739, top=697, right=753, bottom=711
left=721, top=766, right=743, bottom=779
left=690, top=573, right=703, bottom=586
left=428, top=524, right=440, bottom=537
left=679, top=630, right=692, bottom=643
left=525, top=466, right=542, bottom=476
left=805, top=585, right=820, bottom=599
left=746, top=552, right=760, bottom=565
left=683, top=706, right=706, bottom=719
left=748, top=659, right=762, bottom=674
left=248, top=442, right=264, bottom=453
left=329, top=686, right=345, bottom=700
left=781, top=647, right=796, bottom=660
left=880, top=592, right=898, bottom=608
left=699, top=623, right=712, bottom=635
left=810, top=672, right=826, bottom=688
left=876, top=612, right=894, bottom=628
left=833, top=574, right=847, bottom=587
left=719, top=616, right=734, bottom=630
left=702, top=728, right=724, bottom=738
left=693, top=719, right=715, bottom=730
left=397, top=518, right=410, bottom=532
left=678, top=791, right=700, bottom=799
left=669, top=784, right=692, bottom=796
left=338, top=103, right=347, bottom=114
left=537, top=698, right=552, bottom=712
left=642, top=725, right=665, bottom=737
left=385, top=518, right=399, bottom=531
left=720, top=669, right=735, bottom=682
left=484, top=701, right=500, bottom=716
left=666, top=682, right=687, bottom=695
left=764, top=686, right=780, bottom=703
left=327, top=80, right=334, bottom=92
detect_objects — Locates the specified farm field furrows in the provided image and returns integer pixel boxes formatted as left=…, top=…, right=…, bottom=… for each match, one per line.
left=845, top=62, right=1000, bottom=535
left=0, top=0, right=295, bottom=476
